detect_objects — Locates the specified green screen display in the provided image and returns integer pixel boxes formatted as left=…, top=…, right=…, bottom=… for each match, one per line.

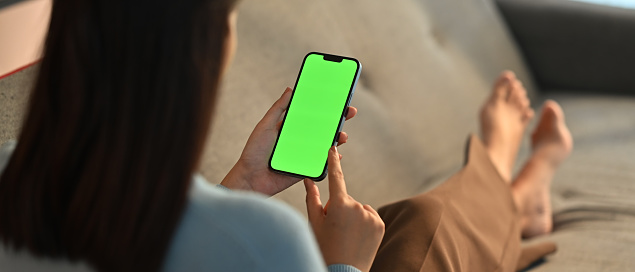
left=269, top=53, right=360, bottom=179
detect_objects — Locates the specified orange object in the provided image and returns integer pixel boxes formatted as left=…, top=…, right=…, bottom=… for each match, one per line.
left=0, top=0, right=50, bottom=78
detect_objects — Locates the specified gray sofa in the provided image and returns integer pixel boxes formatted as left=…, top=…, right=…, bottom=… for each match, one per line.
left=1, top=0, right=634, bottom=271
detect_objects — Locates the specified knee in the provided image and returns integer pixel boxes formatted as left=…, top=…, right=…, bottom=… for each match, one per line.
left=379, top=195, right=443, bottom=223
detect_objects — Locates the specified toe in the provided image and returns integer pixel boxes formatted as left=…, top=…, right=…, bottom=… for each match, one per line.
left=544, top=100, right=573, bottom=152
left=537, top=101, right=560, bottom=130
left=492, top=71, right=515, bottom=100
left=520, top=94, right=531, bottom=108
left=501, top=70, right=516, bottom=79
left=543, top=100, right=565, bottom=123
left=507, top=81, right=526, bottom=106
left=523, top=108, right=535, bottom=123
left=531, top=100, right=570, bottom=149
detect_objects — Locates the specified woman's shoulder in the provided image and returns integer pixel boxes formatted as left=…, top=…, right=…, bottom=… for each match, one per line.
left=189, top=175, right=297, bottom=217
left=163, top=175, right=325, bottom=272
left=184, top=175, right=308, bottom=234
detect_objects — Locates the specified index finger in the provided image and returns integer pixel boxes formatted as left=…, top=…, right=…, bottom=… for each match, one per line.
left=327, top=146, right=347, bottom=198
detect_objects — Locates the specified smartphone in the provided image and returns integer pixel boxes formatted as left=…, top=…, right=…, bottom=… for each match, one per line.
left=268, top=52, right=361, bottom=181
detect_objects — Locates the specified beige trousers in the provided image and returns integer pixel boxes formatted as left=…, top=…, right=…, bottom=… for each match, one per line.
left=371, top=135, right=556, bottom=272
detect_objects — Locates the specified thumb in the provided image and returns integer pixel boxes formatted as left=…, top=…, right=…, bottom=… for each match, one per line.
left=261, top=87, right=293, bottom=128
left=304, top=179, right=324, bottom=223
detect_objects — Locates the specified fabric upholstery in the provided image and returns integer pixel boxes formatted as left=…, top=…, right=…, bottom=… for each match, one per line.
left=202, top=0, right=534, bottom=212
left=0, top=0, right=633, bottom=271
left=526, top=92, right=635, bottom=271
left=0, top=65, right=33, bottom=144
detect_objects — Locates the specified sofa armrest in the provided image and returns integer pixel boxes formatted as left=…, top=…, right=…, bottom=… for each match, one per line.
left=496, top=0, right=635, bottom=94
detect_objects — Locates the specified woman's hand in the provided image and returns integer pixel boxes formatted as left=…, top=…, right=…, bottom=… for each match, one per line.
left=220, top=87, right=357, bottom=196
left=304, top=146, right=384, bottom=272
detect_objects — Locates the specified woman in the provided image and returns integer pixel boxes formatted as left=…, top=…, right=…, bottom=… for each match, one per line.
left=0, top=0, right=572, bottom=271
left=0, top=0, right=380, bottom=271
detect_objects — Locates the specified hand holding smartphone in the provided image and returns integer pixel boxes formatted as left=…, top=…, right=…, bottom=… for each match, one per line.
left=269, top=52, right=361, bottom=181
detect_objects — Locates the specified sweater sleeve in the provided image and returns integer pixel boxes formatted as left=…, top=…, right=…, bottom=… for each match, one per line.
left=165, top=176, right=364, bottom=272
left=164, top=176, right=345, bottom=272
left=225, top=196, right=362, bottom=272
left=214, top=183, right=231, bottom=191
left=213, top=183, right=361, bottom=272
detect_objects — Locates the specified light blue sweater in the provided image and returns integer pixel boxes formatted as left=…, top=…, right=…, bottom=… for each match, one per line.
left=0, top=141, right=360, bottom=272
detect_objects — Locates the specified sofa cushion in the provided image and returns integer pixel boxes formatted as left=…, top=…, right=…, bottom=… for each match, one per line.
left=523, top=92, right=635, bottom=271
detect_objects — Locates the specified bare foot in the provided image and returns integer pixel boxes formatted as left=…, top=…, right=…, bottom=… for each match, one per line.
left=480, top=71, right=534, bottom=182
left=531, top=100, right=573, bottom=167
left=512, top=100, right=573, bottom=238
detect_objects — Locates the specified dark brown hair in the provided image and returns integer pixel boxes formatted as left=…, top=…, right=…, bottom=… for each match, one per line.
left=0, top=0, right=237, bottom=270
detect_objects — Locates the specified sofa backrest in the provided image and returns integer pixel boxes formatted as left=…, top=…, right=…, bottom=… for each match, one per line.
left=203, top=0, right=536, bottom=210
left=497, top=0, right=635, bottom=94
